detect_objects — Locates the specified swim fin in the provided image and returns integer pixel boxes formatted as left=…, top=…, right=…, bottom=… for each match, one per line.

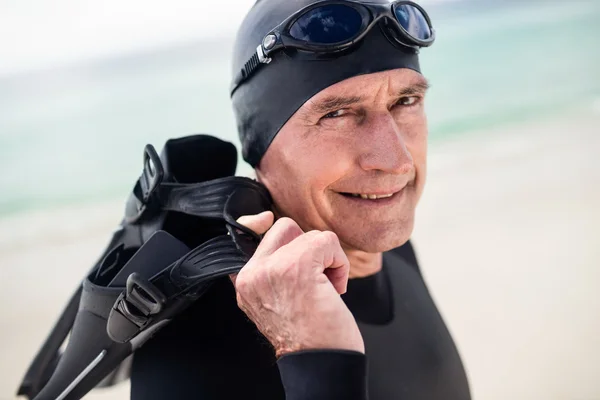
left=17, top=135, right=272, bottom=400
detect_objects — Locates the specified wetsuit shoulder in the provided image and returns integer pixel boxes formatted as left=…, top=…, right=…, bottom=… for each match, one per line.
left=357, top=248, right=471, bottom=400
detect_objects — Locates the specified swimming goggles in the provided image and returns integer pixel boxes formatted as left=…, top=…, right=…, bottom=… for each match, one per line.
left=232, top=0, right=435, bottom=93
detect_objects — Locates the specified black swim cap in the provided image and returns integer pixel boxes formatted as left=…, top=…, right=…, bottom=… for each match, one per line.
left=231, top=0, right=421, bottom=167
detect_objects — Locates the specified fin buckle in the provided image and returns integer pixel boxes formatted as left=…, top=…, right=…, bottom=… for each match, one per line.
left=107, top=273, right=166, bottom=343
left=140, top=144, right=164, bottom=204
left=126, top=145, right=165, bottom=223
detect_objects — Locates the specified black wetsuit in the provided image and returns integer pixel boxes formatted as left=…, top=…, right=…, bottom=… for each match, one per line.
left=130, top=243, right=471, bottom=399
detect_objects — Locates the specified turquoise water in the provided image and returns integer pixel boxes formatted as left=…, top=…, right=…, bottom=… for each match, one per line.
left=1, top=0, right=599, bottom=217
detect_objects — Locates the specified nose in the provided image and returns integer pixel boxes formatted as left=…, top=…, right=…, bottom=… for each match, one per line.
left=357, top=112, right=414, bottom=175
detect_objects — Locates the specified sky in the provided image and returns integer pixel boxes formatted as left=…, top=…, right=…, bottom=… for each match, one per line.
left=0, top=0, right=443, bottom=77
left=0, top=0, right=255, bottom=76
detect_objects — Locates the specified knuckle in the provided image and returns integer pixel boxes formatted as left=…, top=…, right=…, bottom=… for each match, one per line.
left=234, top=270, right=251, bottom=293
left=236, top=258, right=276, bottom=290
left=321, top=230, right=339, bottom=242
left=274, top=217, right=295, bottom=229
left=274, top=217, right=302, bottom=235
left=314, top=230, right=339, bottom=246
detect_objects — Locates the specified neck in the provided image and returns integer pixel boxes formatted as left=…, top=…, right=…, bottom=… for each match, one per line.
left=344, top=247, right=383, bottom=279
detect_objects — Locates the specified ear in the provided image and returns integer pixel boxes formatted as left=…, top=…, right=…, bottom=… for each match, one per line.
left=255, top=164, right=274, bottom=191
left=254, top=166, right=265, bottom=183
left=252, top=167, right=286, bottom=221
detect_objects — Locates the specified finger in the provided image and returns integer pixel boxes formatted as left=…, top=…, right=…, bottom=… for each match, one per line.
left=236, top=211, right=274, bottom=235
left=277, top=231, right=350, bottom=294
left=253, top=217, right=304, bottom=258
left=324, top=264, right=350, bottom=295
left=230, top=212, right=275, bottom=288
left=313, top=231, right=350, bottom=294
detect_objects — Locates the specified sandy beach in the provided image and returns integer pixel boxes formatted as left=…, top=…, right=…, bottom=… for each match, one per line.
left=1, top=108, right=599, bottom=400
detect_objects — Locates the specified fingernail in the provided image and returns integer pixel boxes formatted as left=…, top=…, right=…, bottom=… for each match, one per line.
left=236, top=215, right=253, bottom=224
left=236, top=211, right=272, bottom=224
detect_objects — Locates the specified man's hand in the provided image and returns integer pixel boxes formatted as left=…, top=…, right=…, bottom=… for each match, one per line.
left=230, top=211, right=364, bottom=357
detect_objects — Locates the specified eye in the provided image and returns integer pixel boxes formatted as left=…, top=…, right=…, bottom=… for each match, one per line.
left=323, top=109, right=349, bottom=119
left=395, top=96, right=420, bottom=107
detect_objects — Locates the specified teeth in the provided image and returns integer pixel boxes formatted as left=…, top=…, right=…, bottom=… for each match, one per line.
left=352, top=193, right=394, bottom=200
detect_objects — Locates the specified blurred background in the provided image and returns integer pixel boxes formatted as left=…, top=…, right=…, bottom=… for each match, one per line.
left=1, top=0, right=599, bottom=399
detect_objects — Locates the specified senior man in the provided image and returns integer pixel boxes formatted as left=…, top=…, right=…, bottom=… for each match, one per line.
left=130, top=0, right=471, bottom=399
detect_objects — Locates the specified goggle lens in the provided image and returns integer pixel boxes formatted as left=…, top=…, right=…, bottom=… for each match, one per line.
left=289, top=4, right=364, bottom=44
left=393, top=3, right=432, bottom=41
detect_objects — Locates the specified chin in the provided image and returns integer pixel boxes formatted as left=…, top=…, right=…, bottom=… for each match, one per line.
left=336, top=216, right=415, bottom=253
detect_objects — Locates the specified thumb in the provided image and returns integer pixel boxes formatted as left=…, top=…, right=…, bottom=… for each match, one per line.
left=237, top=210, right=274, bottom=235
left=230, top=210, right=275, bottom=285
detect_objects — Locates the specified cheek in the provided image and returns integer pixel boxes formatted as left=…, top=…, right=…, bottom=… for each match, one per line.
left=393, top=108, right=427, bottom=157
left=406, top=117, right=428, bottom=195
left=287, top=130, right=353, bottom=185
left=414, top=133, right=427, bottom=199
left=409, top=121, right=427, bottom=167
left=262, top=134, right=352, bottom=226
left=392, top=110, right=427, bottom=183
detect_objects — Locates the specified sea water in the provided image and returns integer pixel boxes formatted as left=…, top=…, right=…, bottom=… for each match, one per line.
left=0, top=0, right=599, bottom=218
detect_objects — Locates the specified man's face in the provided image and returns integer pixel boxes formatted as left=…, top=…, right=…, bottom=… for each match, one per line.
left=257, top=68, right=429, bottom=253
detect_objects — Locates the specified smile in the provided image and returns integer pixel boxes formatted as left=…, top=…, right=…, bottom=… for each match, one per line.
left=347, top=193, right=394, bottom=200
left=338, top=188, right=405, bottom=201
